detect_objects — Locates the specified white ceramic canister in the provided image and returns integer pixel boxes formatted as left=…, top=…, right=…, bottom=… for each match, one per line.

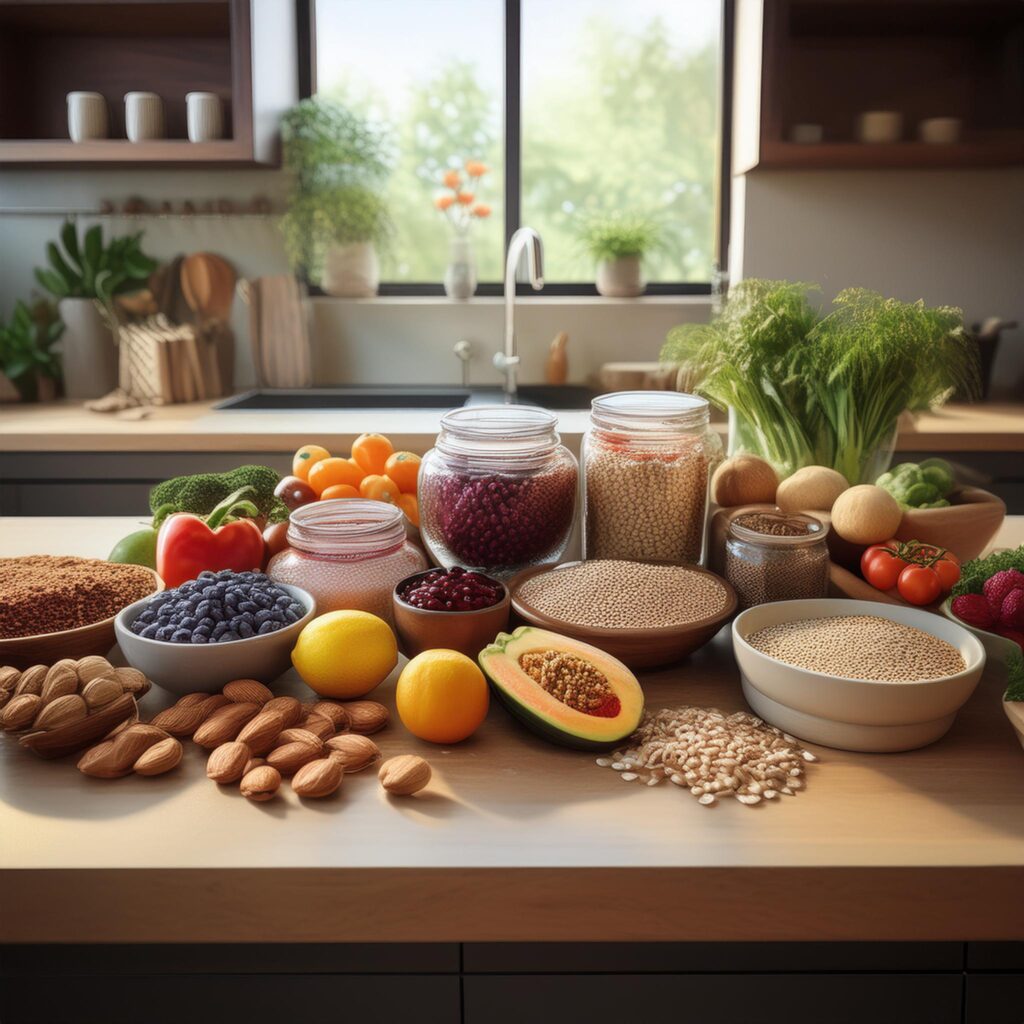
left=856, top=110, right=902, bottom=144
left=918, top=117, right=961, bottom=144
left=66, top=92, right=108, bottom=142
left=124, top=92, right=164, bottom=142
left=186, top=92, right=223, bottom=142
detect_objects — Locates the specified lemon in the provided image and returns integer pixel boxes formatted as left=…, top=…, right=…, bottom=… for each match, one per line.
left=291, top=610, right=397, bottom=698
left=396, top=649, right=489, bottom=744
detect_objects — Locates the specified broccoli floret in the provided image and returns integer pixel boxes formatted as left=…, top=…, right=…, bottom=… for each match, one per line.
left=149, top=465, right=289, bottom=524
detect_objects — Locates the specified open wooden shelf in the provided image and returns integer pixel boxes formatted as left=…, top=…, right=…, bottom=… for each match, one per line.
left=757, top=137, right=1024, bottom=171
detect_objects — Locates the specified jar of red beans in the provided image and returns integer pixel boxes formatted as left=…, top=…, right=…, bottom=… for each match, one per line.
left=582, top=391, right=722, bottom=565
left=267, top=499, right=426, bottom=625
left=418, top=406, right=578, bottom=578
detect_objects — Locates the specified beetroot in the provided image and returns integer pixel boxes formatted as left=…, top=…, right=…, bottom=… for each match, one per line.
left=952, top=593, right=996, bottom=630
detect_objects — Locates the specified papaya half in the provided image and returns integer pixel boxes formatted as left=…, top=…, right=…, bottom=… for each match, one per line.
left=478, top=626, right=644, bottom=750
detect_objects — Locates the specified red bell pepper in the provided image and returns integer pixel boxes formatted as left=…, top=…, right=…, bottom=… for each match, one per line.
left=156, top=486, right=266, bottom=588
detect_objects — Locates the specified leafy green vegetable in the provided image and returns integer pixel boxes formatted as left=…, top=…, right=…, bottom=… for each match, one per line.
left=150, top=466, right=288, bottom=525
left=1005, top=648, right=1024, bottom=701
left=661, top=280, right=979, bottom=484
left=576, top=211, right=662, bottom=261
left=0, top=298, right=63, bottom=400
left=952, top=545, right=1024, bottom=598
left=876, top=459, right=955, bottom=509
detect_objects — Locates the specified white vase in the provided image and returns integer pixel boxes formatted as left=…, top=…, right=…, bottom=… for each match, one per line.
left=67, top=92, right=108, bottom=142
left=124, top=92, right=164, bottom=142
left=596, top=255, right=645, bottom=297
left=58, top=298, right=117, bottom=399
left=444, top=235, right=477, bottom=300
left=186, top=92, right=223, bottom=142
left=322, top=242, right=380, bottom=297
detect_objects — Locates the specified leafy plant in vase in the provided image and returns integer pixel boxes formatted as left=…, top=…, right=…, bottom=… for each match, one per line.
left=280, top=98, right=393, bottom=297
left=577, top=212, right=661, bottom=297
left=434, top=160, right=492, bottom=299
left=34, top=222, right=156, bottom=400
left=0, top=298, right=64, bottom=402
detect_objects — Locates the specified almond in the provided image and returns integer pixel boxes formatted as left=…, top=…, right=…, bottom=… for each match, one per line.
left=276, top=728, right=324, bottom=751
left=325, top=734, right=380, bottom=773
left=243, top=756, right=266, bottom=775
left=193, top=702, right=260, bottom=748
left=263, top=695, right=302, bottom=728
left=149, top=702, right=208, bottom=737
left=223, top=679, right=274, bottom=704
left=176, top=692, right=212, bottom=708
left=379, top=754, right=431, bottom=795
left=133, top=736, right=183, bottom=776
left=75, top=656, right=114, bottom=685
left=241, top=764, right=281, bottom=802
left=33, top=693, right=87, bottom=731
left=267, top=740, right=321, bottom=776
left=235, top=709, right=285, bottom=755
left=345, top=700, right=389, bottom=735
left=292, top=756, right=344, bottom=798
left=0, top=690, right=11, bottom=710
left=41, top=662, right=80, bottom=703
left=81, top=675, right=125, bottom=711
left=14, top=665, right=47, bottom=697
left=77, top=740, right=121, bottom=778
left=197, top=693, right=230, bottom=719
left=207, top=740, right=251, bottom=783
left=107, top=724, right=169, bottom=774
left=2, top=693, right=42, bottom=731
left=104, top=703, right=140, bottom=739
left=298, top=714, right=335, bottom=740
left=114, top=667, right=148, bottom=695
left=0, top=666, right=22, bottom=692
left=311, top=701, right=350, bottom=731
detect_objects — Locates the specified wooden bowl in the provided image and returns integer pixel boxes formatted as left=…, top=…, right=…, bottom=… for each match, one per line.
left=0, top=569, right=163, bottom=670
left=895, top=487, right=1006, bottom=562
left=392, top=571, right=511, bottom=661
left=509, top=562, right=738, bottom=670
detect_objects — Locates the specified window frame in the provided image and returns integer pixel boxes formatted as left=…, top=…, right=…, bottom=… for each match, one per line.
left=299, top=0, right=733, bottom=297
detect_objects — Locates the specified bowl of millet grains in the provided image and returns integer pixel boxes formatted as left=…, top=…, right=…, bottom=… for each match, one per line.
left=733, top=598, right=986, bottom=753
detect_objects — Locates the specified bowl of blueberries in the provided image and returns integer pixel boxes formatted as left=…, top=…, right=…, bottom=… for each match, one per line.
left=115, top=570, right=316, bottom=694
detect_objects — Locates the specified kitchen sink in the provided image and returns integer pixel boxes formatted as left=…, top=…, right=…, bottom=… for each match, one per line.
left=214, top=385, right=598, bottom=411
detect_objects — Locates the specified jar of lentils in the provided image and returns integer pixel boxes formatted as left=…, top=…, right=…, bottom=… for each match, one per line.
left=582, top=391, right=721, bottom=564
left=267, top=499, right=426, bottom=625
left=418, top=405, right=578, bottom=579
left=724, top=511, right=830, bottom=609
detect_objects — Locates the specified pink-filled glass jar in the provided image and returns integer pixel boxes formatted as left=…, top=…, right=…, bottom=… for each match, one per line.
left=267, top=499, right=426, bottom=625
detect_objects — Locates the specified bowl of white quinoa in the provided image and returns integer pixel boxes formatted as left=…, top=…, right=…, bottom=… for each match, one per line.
left=732, top=599, right=985, bottom=752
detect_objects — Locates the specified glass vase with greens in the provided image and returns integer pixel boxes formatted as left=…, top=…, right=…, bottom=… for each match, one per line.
left=279, top=98, right=393, bottom=296
left=577, top=211, right=661, bottom=297
left=661, top=280, right=978, bottom=484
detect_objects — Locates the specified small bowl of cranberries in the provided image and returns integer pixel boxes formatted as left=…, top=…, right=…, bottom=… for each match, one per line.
left=393, top=566, right=511, bottom=660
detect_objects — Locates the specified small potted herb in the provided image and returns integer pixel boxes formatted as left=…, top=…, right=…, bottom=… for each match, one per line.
left=280, top=98, right=393, bottom=297
left=0, top=298, right=64, bottom=402
left=577, top=212, right=661, bottom=297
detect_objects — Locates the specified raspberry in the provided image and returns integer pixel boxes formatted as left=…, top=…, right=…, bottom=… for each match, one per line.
left=983, top=569, right=1024, bottom=615
left=951, top=593, right=995, bottom=630
left=999, top=588, right=1024, bottom=631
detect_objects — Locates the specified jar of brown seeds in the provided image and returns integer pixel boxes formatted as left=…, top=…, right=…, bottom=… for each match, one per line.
left=724, top=511, right=830, bottom=608
left=582, top=391, right=721, bottom=564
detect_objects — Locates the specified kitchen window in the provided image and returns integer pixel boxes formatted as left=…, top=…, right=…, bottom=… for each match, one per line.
left=307, top=0, right=729, bottom=295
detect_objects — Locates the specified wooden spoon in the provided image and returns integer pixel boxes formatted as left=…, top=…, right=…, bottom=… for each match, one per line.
left=180, top=252, right=236, bottom=322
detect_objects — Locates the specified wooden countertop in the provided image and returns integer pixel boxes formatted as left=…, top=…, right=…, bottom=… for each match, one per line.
left=1, top=517, right=1022, bottom=944
left=0, top=399, right=1021, bottom=453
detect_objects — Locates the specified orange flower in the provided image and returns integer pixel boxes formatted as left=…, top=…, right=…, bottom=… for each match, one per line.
left=456, top=192, right=475, bottom=205
left=465, top=160, right=488, bottom=178
left=435, top=195, right=455, bottom=211
left=443, top=169, right=463, bottom=189
left=472, top=203, right=492, bottom=218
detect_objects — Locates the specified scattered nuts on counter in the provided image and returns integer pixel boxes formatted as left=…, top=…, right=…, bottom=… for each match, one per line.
left=379, top=754, right=432, bottom=795
left=298, top=714, right=335, bottom=740
left=267, top=740, right=322, bottom=776
left=345, top=700, right=389, bottom=735
left=263, top=695, right=303, bottom=727
left=206, top=741, right=252, bottom=784
left=78, top=723, right=170, bottom=779
left=235, top=709, right=286, bottom=755
left=243, top=756, right=265, bottom=775
left=223, top=678, right=275, bottom=705
left=133, top=737, right=184, bottom=776
left=292, top=755, right=344, bottom=798
left=192, top=702, right=261, bottom=748
left=310, top=700, right=350, bottom=731
left=325, top=733, right=381, bottom=773
left=241, top=764, right=281, bottom=802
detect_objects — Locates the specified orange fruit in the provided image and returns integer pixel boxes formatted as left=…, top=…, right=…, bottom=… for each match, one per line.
left=321, top=483, right=361, bottom=500
left=384, top=451, right=422, bottom=493
left=359, top=474, right=401, bottom=504
left=396, top=650, right=489, bottom=744
left=308, top=457, right=365, bottom=497
left=396, top=493, right=419, bottom=527
left=292, top=444, right=331, bottom=482
left=351, top=433, right=394, bottom=475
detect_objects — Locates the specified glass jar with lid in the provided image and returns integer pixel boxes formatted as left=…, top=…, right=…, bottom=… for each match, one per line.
left=418, top=405, right=578, bottom=578
left=582, top=391, right=722, bottom=564
left=724, top=510, right=830, bottom=609
left=267, top=499, right=426, bottom=625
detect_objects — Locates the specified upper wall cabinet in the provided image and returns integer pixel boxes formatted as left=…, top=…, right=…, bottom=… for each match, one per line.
left=0, top=0, right=297, bottom=166
left=733, top=0, right=1024, bottom=172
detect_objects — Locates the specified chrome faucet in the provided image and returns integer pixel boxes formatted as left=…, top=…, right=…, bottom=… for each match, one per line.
left=493, top=227, right=544, bottom=401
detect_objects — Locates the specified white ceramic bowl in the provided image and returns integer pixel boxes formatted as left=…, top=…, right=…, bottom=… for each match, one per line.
left=732, top=598, right=986, bottom=752
left=114, top=583, right=315, bottom=695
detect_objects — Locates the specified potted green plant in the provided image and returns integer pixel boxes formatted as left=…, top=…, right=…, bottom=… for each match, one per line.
left=0, top=298, right=64, bottom=403
left=661, top=280, right=979, bottom=484
left=280, top=98, right=393, bottom=297
left=34, top=222, right=156, bottom=399
left=577, top=212, right=661, bottom=297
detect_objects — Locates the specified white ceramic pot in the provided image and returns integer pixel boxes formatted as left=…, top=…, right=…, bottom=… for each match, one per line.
left=124, top=91, right=164, bottom=142
left=322, top=241, right=380, bottom=297
left=66, top=92, right=108, bottom=142
left=58, top=298, right=118, bottom=399
left=186, top=92, right=223, bottom=142
left=856, top=110, right=902, bottom=144
left=918, top=117, right=961, bottom=144
left=596, top=255, right=645, bottom=298
left=444, top=235, right=477, bottom=300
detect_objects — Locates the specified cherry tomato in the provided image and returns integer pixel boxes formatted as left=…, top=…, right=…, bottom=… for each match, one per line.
left=320, top=483, right=361, bottom=500
left=384, top=451, right=422, bottom=493
left=897, top=564, right=942, bottom=606
left=861, top=543, right=908, bottom=591
left=274, top=475, right=317, bottom=511
left=292, top=444, right=330, bottom=482
left=931, top=553, right=961, bottom=592
left=359, top=474, right=401, bottom=503
left=351, top=433, right=394, bottom=475
left=308, top=456, right=365, bottom=496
